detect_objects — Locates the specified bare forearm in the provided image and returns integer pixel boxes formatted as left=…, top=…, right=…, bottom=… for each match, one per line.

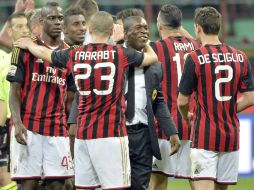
left=237, top=97, right=254, bottom=113
left=9, top=85, right=22, bottom=125
left=28, top=43, right=53, bottom=63
left=141, top=45, right=158, bottom=67
left=178, top=104, right=189, bottom=121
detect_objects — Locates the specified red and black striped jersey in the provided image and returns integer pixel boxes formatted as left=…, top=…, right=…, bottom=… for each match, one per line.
left=150, top=36, right=199, bottom=140
left=7, top=37, right=74, bottom=136
left=179, top=44, right=254, bottom=152
left=51, top=43, right=144, bottom=140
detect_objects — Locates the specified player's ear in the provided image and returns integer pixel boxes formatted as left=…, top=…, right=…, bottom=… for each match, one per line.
left=157, top=21, right=162, bottom=31
left=63, top=25, right=68, bottom=35
left=7, top=26, right=12, bottom=38
left=196, top=24, right=202, bottom=33
left=123, top=28, right=129, bottom=41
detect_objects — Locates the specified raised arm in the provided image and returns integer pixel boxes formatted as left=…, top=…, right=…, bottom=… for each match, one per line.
left=0, top=0, right=35, bottom=49
left=140, top=44, right=158, bottom=67
left=14, top=37, right=53, bottom=63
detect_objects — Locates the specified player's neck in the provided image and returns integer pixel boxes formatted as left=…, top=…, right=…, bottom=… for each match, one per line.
left=91, top=35, right=109, bottom=44
left=41, top=32, right=62, bottom=48
left=64, top=36, right=81, bottom=46
left=161, top=29, right=181, bottom=39
left=201, top=34, right=221, bottom=45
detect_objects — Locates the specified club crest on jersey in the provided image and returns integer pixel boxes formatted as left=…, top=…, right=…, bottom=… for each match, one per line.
left=152, top=89, right=157, bottom=101
left=7, top=65, right=17, bottom=76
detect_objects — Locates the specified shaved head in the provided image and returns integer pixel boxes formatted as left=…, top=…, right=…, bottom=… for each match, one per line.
left=89, top=11, right=113, bottom=36
left=158, top=4, right=182, bottom=29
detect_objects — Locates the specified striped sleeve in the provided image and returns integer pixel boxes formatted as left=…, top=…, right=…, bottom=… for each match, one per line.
left=122, top=47, right=144, bottom=67
left=239, top=58, right=254, bottom=92
left=51, top=48, right=72, bottom=69
left=6, top=47, right=25, bottom=84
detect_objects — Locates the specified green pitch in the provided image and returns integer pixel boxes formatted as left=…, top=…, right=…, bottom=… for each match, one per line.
left=167, top=178, right=254, bottom=190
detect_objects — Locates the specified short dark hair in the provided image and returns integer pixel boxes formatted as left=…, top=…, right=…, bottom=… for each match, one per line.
left=123, top=16, right=144, bottom=32
left=41, top=1, right=60, bottom=17
left=194, top=7, right=221, bottom=35
left=75, top=0, right=99, bottom=21
left=64, top=6, right=86, bottom=25
left=44, top=1, right=59, bottom=7
left=116, top=8, right=144, bottom=22
left=159, top=4, right=182, bottom=28
left=7, top=12, right=26, bottom=25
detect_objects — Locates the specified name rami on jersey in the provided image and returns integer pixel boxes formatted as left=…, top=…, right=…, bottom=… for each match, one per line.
left=174, top=42, right=195, bottom=51
left=75, top=50, right=116, bottom=61
left=198, top=53, right=244, bottom=65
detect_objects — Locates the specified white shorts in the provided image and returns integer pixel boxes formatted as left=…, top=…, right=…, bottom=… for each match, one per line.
left=10, top=129, right=74, bottom=180
left=152, top=139, right=192, bottom=178
left=190, top=148, right=239, bottom=184
left=74, top=136, right=130, bottom=189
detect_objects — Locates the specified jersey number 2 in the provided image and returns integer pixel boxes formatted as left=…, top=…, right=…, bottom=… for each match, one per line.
left=215, top=65, right=233, bottom=101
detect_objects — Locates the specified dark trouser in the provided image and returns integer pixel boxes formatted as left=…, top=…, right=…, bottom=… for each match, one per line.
left=126, top=123, right=153, bottom=190
left=0, top=124, right=9, bottom=167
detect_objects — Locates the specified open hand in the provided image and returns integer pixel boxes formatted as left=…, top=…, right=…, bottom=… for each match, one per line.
left=169, top=134, right=181, bottom=156
left=13, top=37, right=33, bottom=49
left=112, top=24, right=124, bottom=43
left=15, top=0, right=34, bottom=13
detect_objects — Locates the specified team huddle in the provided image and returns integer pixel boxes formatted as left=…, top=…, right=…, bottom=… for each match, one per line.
left=0, top=0, right=254, bottom=190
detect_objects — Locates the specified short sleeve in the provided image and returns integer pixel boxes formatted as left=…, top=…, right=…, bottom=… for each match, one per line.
left=51, top=48, right=72, bottom=70
left=6, top=48, right=25, bottom=84
left=178, top=55, right=197, bottom=95
left=239, top=59, right=254, bottom=93
left=122, top=47, right=144, bottom=67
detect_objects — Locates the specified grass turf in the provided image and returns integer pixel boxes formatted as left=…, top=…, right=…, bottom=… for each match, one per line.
left=167, top=178, right=254, bottom=190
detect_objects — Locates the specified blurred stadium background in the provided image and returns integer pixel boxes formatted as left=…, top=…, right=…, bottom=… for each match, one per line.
left=0, top=0, right=254, bottom=189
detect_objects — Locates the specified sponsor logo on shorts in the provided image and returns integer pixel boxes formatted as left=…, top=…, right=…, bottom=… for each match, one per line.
left=194, top=164, right=203, bottom=174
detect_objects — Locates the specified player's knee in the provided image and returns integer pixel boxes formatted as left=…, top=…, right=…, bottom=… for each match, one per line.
left=45, top=178, right=65, bottom=190
left=151, top=173, right=167, bottom=182
left=21, top=179, right=38, bottom=190
left=64, top=178, right=74, bottom=190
